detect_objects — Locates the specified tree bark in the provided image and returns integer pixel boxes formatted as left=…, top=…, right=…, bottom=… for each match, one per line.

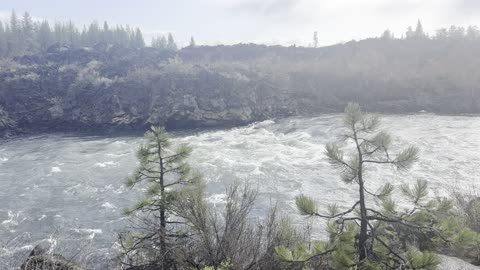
left=354, top=127, right=368, bottom=262
left=158, top=139, right=167, bottom=268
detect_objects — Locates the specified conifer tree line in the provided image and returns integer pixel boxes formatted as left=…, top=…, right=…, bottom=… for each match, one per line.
left=380, top=19, right=480, bottom=40
left=310, top=20, right=480, bottom=47
left=0, top=10, right=183, bottom=57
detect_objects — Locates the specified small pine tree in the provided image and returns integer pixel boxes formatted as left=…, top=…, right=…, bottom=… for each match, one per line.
left=103, top=21, right=109, bottom=32
left=323, top=103, right=419, bottom=264
left=121, top=126, right=202, bottom=269
left=435, top=28, right=448, bottom=40
left=167, top=33, right=177, bottom=50
left=87, top=21, right=100, bottom=45
left=37, top=20, right=53, bottom=51
left=159, top=36, right=167, bottom=48
left=131, top=28, right=145, bottom=48
left=9, top=10, right=19, bottom=34
left=381, top=29, right=393, bottom=40
left=65, top=20, right=79, bottom=46
left=8, top=10, right=21, bottom=55
left=466, top=26, right=480, bottom=40
left=415, top=19, right=425, bottom=38
left=189, top=36, right=196, bottom=48
left=151, top=35, right=168, bottom=49
left=0, top=22, right=6, bottom=56
left=276, top=103, right=475, bottom=269
left=405, top=26, right=414, bottom=39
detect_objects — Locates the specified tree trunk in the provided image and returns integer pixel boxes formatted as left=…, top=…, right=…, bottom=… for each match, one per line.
left=158, top=143, right=167, bottom=269
left=354, top=129, right=368, bottom=262
left=358, top=172, right=368, bottom=262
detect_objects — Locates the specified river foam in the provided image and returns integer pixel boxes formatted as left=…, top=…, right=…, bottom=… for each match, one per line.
left=0, top=114, right=479, bottom=269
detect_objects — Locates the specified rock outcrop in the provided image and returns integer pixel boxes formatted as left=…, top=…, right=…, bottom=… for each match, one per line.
left=1, top=40, right=480, bottom=137
left=21, top=245, right=84, bottom=270
left=0, top=45, right=296, bottom=136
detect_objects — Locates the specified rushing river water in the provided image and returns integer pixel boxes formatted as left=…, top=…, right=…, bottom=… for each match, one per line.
left=1, top=114, right=480, bottom=269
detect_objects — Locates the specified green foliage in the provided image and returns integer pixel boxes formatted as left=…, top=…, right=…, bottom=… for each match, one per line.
left=401, top=179, right=428, bottom=204
left=0, top=10, right=146, bottom=57
left=189, top=36, right=196, bottom=48
left=121, top=126, right=203, bottom=268
left=167, top=33, right=178, bottom=50
left=406, top=247, right=440, bottom=270
left=295, top=195, right=317, bottom=216
left=125, top=126, right=200, bottom=214
left=380, top=196, right=396, bottom=214
left=197, top=260, right=233, bottom=270
left=394, top=146, right=420, bottom=170
left=152, top=35, right=167, bottom=49
left=376, top=183, right=394, bottom=198
left=275, top=246, right=294, bottom=261
left=276, top=103, right=479, bottom=270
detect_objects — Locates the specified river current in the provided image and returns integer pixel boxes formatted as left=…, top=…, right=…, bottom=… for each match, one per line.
left=1, top=114, right=479, bottom=269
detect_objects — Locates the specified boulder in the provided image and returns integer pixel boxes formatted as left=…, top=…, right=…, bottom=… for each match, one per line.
left=21, top=245, right=84, bottom=270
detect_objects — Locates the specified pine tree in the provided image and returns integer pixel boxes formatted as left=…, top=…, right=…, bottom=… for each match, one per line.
left=65, top=20, right=79, bottom=46
left=415, top=19, right=425, bottom=38
left=276, top=103, right=471, bottom=269
left=325, top=103, right=419, bottom=263
left=54, top=22, right=66, bottom=45
left=9, top=10, right=19, bottom=34
left=405, top=26, right=414, bottom=39
left=435, top=28, right=448, bottom=40
left=102, top=21, right=111, bottom=44
left=159, top=36, right=167, bottom=49
left=167, top=33, right=177, bottom=50
left=122, top=126, right=202, bottom=269
left=189, top=36, right=196, bottom=48
left=21, top=12, right=34, bottom=35
left=37, top=20, right=53, bottom=51
left=87, top=21, right=100, bottom=45
left=79, top=25, right=88, bottom=46
left=313, top=31, right=318, bottom=48
left=151, top=36, right=160, bottom=48
left=449, top=25, right=465, bottom=39
left=466, top=26, right=480, bottom=40
left=381, top=29, right=393, bottom=40
left=152, top=35, right=168, bottom=49
left=131, top=28, right=145, bottom=48
left=8, top=10, right=21, bottom=55
left=0, top=22, right=6, bottom=56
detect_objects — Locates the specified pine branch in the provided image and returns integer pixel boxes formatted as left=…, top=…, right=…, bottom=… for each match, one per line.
left=313, top=201, right=360, bottom=219
left=365, top=211, right=449, bottom=243
left=367, top=222, right=406, bottom=265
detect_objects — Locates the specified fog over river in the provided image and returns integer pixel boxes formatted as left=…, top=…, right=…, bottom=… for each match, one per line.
left=1, top=114, right=479, bottom=269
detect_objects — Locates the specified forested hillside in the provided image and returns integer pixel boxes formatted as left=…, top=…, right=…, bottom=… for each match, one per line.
left=1, top=12, right=480, bottom=137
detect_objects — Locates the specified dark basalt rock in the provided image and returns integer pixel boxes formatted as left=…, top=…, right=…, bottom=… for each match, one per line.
left=0, top=45, right=294, bottom=137
left=21, top=245, right=84, bottom=270
left=1, top=41, right=480, bottom=138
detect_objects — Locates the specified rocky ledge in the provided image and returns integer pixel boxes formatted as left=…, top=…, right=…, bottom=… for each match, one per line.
left=2, top=41, right=480, bottom=138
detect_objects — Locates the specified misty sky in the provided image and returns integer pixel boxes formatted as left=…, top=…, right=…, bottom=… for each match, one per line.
left=1, top=0, right=480, bottom=47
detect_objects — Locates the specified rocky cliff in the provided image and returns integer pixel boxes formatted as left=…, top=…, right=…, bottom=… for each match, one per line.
left=1, top=40, right=480, bottom=137
left=0, top=44, right=295, bottom=137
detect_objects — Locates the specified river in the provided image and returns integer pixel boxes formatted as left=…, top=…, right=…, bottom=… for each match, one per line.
left=1, top=114, right=479, bottom=269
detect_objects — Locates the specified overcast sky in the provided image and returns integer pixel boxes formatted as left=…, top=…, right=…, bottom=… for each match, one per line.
left=1, top=0, right=480, bottom=47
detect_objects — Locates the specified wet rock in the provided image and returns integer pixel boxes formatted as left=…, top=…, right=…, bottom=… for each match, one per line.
left=21, top=245, right=84, bottom=270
